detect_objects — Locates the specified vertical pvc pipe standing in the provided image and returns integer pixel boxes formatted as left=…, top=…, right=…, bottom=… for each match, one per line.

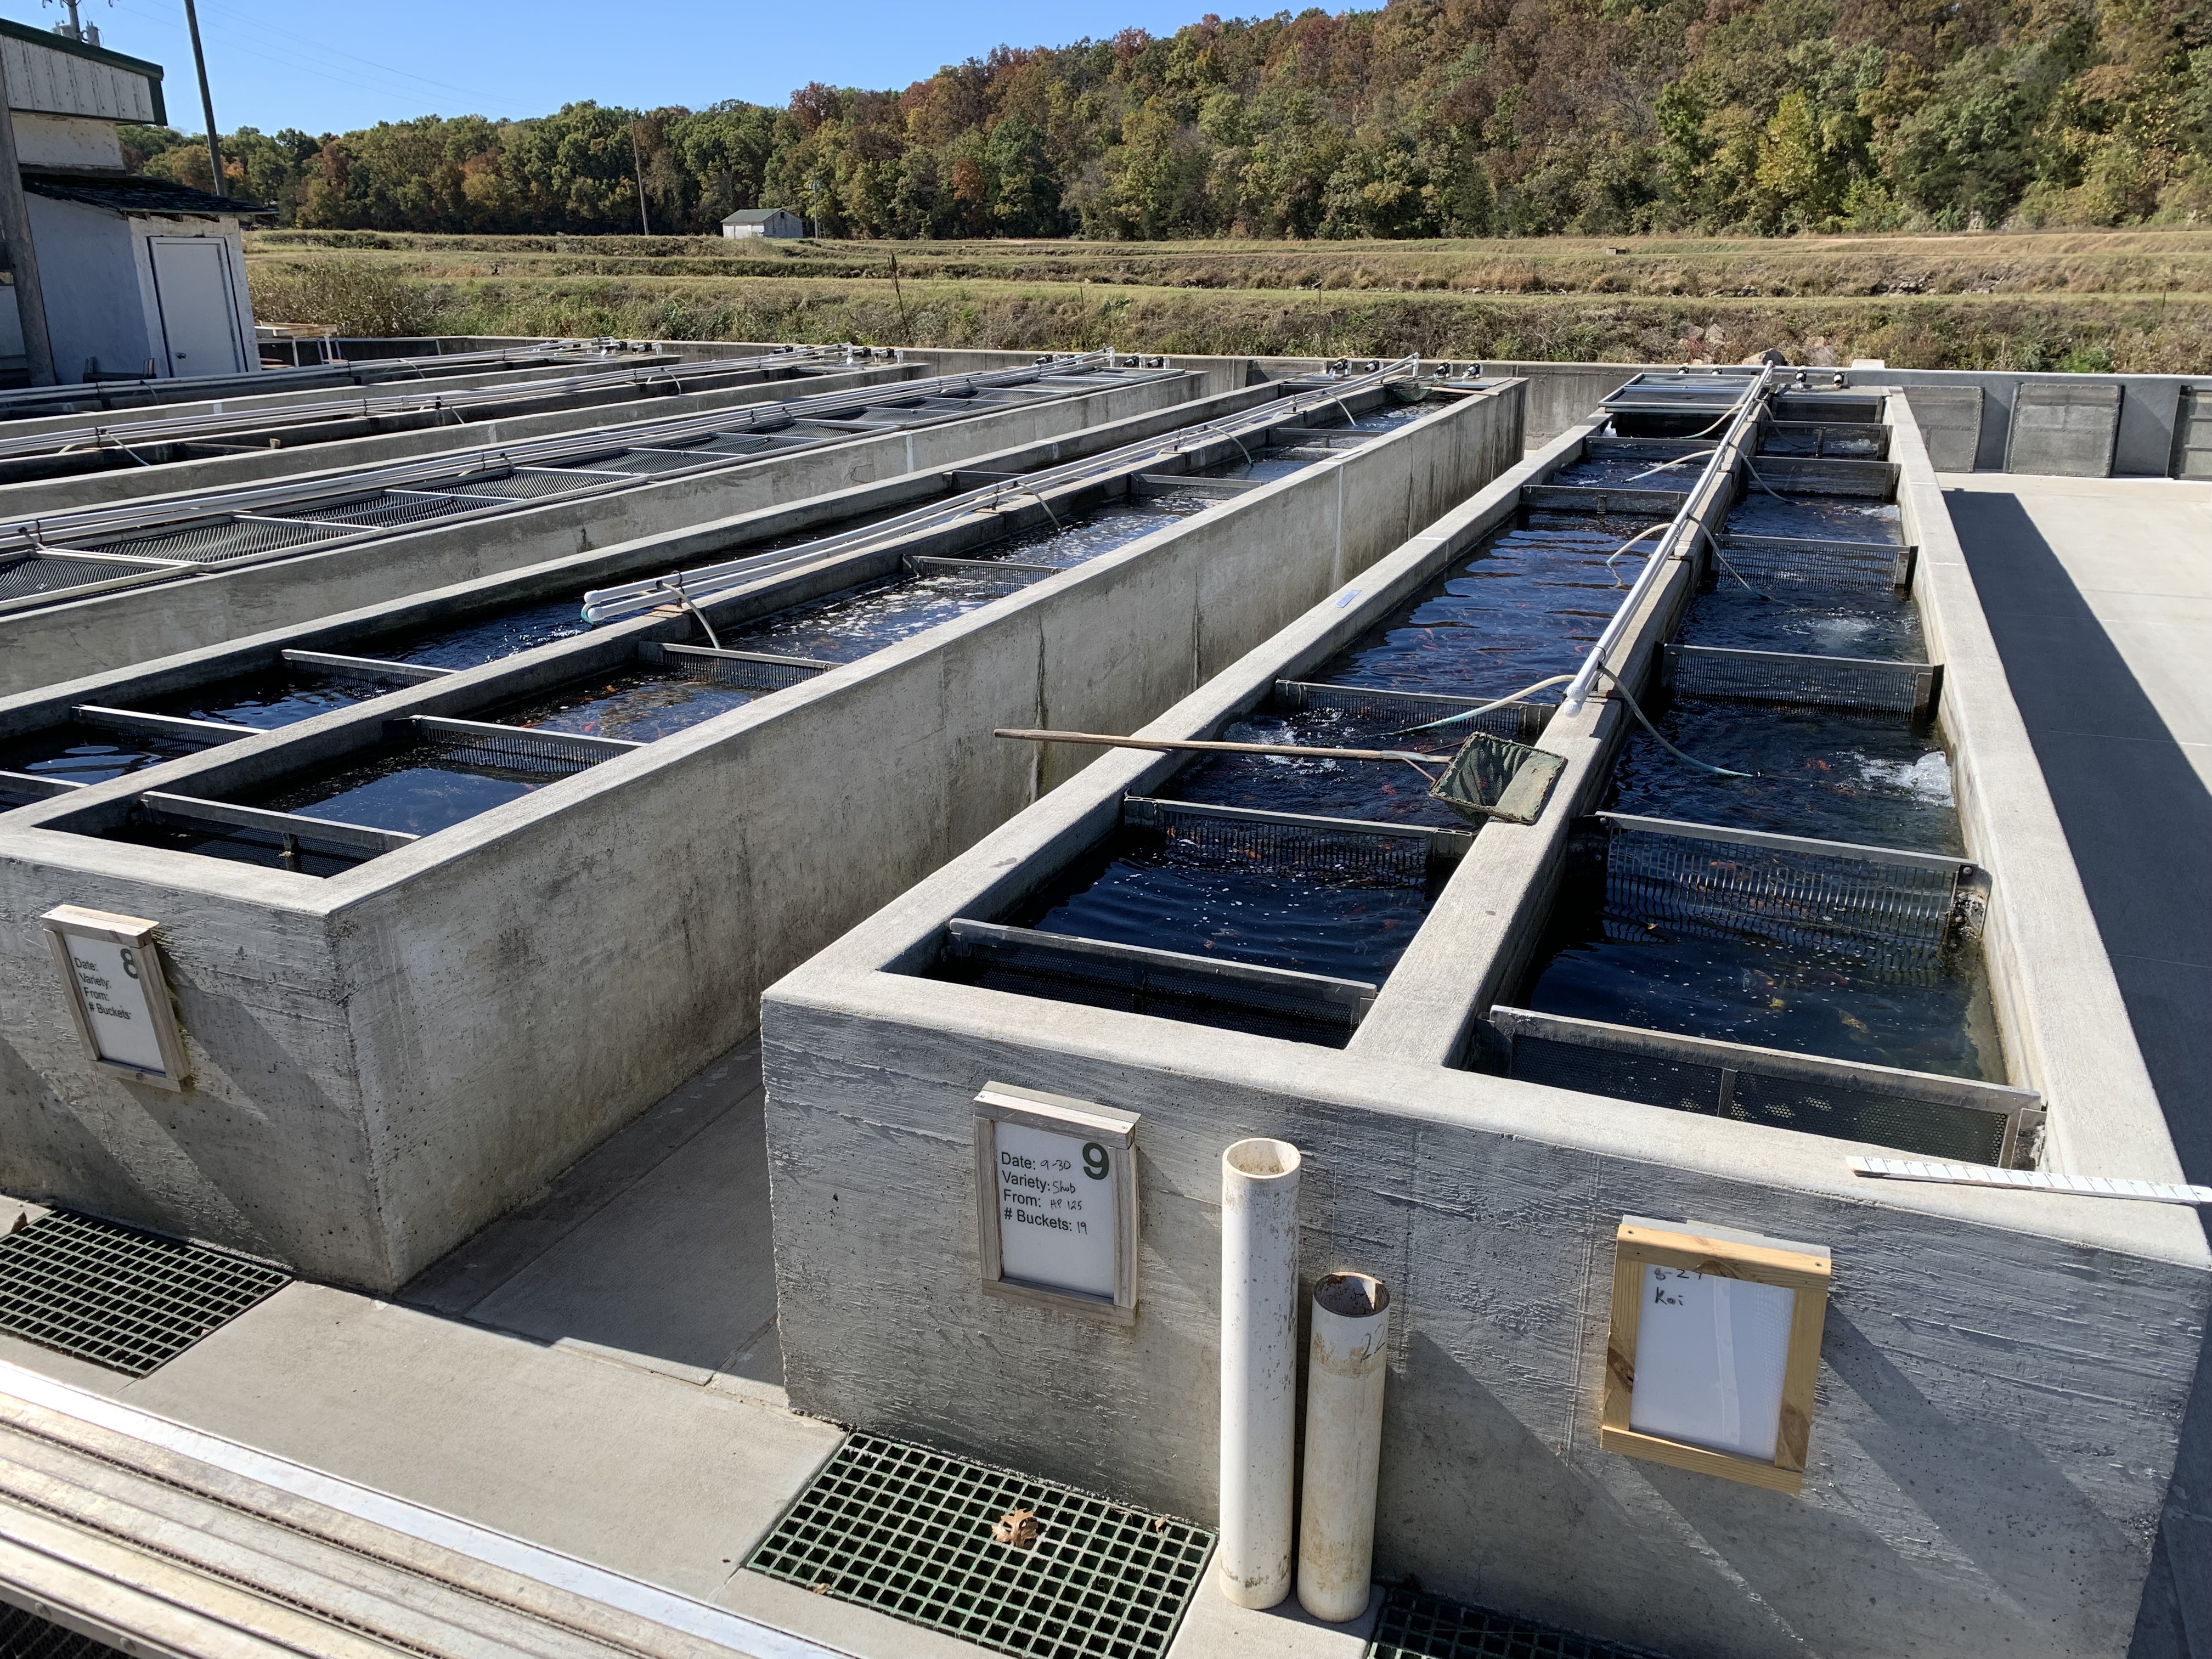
left=1296, top=1273, right=1392, bottom=1622
left=1218, top=1137, right=1302, bottom=1609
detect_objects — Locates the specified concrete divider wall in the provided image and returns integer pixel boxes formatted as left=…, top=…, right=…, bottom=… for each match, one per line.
left=0, top=369, right=1204, bottom=698
left=0, top=379, right=1295, bottom=743
left=0, top=380, right=1522, bottom=1290
left=0, top=362, right=921, bottom=517
left=756, top=392, right=2207, bottom=1659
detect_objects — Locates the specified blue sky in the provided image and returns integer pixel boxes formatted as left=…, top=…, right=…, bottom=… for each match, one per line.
left=22, top=0, right=1222, bottom=136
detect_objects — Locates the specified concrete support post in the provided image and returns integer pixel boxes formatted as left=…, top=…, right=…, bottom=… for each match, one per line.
left=1218, top=1137, right=1301, bottom=1609
left=1296, top=1272, right=1391, bottom=1622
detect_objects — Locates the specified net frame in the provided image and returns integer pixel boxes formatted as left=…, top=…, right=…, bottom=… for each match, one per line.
left=1430, top=731, right=1567, bottom=827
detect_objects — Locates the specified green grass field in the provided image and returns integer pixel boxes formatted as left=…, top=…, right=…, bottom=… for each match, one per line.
left=244, top=228, right=2212, bottom=373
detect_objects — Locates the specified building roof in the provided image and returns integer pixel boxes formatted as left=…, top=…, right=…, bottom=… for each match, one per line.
left=22, top=170, right=272, bottom=219
left=722, top=207, right=800, bottom=224
left=0, top=19, right=165, bottom=125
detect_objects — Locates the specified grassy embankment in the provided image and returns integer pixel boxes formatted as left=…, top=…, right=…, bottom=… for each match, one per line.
left=243, top=229, right=2212, bottom=373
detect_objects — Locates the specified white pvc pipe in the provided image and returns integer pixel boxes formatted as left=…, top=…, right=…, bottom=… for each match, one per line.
left=1218, top=1136, right=1302, bottom=1609
left=1296, top=1272, right=1392, bottom=1622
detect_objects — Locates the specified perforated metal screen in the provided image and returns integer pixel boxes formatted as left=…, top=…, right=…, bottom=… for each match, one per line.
left=1369, top=1588, right=1667, bottom=1659
left=748, top=1432, right=1212, bottom=1659
left=0, top=1211, right=289, bottom=1375
left=0, top=1600, right=127, bottom=1659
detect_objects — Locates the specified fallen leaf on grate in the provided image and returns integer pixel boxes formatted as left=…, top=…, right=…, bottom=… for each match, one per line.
left=810, top=1582, right=831, bottom=1594
left=991, top=1508, right=1042, bottom=1548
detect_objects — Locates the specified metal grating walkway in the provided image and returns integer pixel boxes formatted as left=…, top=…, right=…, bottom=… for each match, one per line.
left=0, top=1601, right=126, bottom=1659
left=1368, top=1589, right=1669, bottom=1659
left=0, top=1211, right=290, bottom=1376
left=748, top=1432, right=1212, bottom=1659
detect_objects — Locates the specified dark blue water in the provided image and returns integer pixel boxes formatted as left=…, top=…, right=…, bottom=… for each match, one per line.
left=0, top=724, right=211, bottom=785
left=730, top=494, right=1212, bottom=663
left=496, top=669, right=759, bottom=742
left=1548, top=454, right=1703, bottom=490
left=1675, top=577, right=1926, bottom=660
left=138, top=672, right=386, bottom=731
left=1164, top=707, right=1466, bottom=830
left=1723, top=490, right=1901, bottom=543
left=1517, top=476, right=2001, bottom=1083
left=1605, top=703, right=1962, bottom=853
left=259, top=754, right=546, bottom=835
left=1523, top=920, right=2000, bottom=1080
left=1006, top=827, right=1434, bottom=984
left=394, top=599, right=595, bottom=670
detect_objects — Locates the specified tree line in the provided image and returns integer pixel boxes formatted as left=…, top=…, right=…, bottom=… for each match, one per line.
left=121, top=0, right=2212, bottom=239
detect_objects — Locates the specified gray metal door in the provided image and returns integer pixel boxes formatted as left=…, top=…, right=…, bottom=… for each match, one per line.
left=148, top=238, right=244, bottom=377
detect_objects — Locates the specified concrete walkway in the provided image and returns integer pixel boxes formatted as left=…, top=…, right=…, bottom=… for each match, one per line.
left=0, top=1044, right=1369, bottom=1659
left=1942, top=473, right=2212, bottom=1659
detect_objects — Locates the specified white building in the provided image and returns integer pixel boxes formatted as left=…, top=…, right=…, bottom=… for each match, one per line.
left=1, top=19, right=266, bottom=384
left=720, top=207, right=805, bottom=240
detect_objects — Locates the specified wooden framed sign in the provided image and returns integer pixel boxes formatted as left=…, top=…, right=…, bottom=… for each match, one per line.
left=1602, top=1216, right=1830, bottom=1493
left=974, top=1082, right=1139, bottom=1323
left=40, top=905, right=191, bottom=1090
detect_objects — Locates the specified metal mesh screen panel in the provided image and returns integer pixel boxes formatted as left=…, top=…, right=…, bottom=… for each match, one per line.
left=1729, top=1071, right=2009, bottom=1163
left=0, top=1210, right=288, bottom=1376
left=0, top=1600, right=128, bottom=1659
left=1604, top=825, right=1958, bottom=966
left=691, top=432, right=781, bottom=454
left=414, top=727, right=619, bottom=776
left=947, top=929, right=1367, bottom=1047
left=588, top=449, right=719, bottom=476
left=441, top=470, right=606, bottom=500
left=1127, top=800, right=1434, bottom=886
left=1370, top=1588, right=1662, bottom=1659
left=748, top=1432, right=1212, bottom=1659
left=1666, top=647, right=1929, bottom=717
left=0, top=554, right=153, bottom=601
left=300, top=493, right=479, bottom=529
left=670, top=654, right=827, bottom=692
left=87, top=518, right=348, bottom=565
left=1717, top=540, right=1898, bottom=591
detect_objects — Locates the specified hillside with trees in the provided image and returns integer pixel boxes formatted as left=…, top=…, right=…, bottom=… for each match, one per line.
left=128, top=0, right=2212, bottom=239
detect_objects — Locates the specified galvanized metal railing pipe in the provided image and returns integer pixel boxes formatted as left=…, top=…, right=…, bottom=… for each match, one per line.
left=1556, top=363, right=1773, bottom=717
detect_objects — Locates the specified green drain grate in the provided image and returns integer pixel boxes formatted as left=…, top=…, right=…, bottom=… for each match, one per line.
left=748, top=1432, right=1212, bottom=1659
left=1368, top=1588, right=1671, bottom=1659
left=0, top=1211, right=290, bottom=1376
left=0, top=1600, right=126, bottom=1659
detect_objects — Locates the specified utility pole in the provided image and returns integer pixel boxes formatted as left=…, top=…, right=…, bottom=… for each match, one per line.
left=630, top=123, right=651, bottom=236
left=0, top=40, right=58, bottom=383
left=181, top=0, right=224, bottom=197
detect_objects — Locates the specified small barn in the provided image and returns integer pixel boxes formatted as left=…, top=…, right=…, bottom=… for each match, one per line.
left=720, top=207, right=805, bottom=240
left=1, top=20, right=270, bottom=384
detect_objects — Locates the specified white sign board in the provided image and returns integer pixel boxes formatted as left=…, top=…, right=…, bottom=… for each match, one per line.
left=40, top=906, right=190, bottom=1088
left=1602, top=1216, right=1831, bottom=1493
left=1627, top=1265, right=1797, bottom=1462
left=992, top=1118, right=1118, bottom=1298
left=974, top=1084, right=1139, bottom=1321
left=61, top=934, right=168, bottom=1072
